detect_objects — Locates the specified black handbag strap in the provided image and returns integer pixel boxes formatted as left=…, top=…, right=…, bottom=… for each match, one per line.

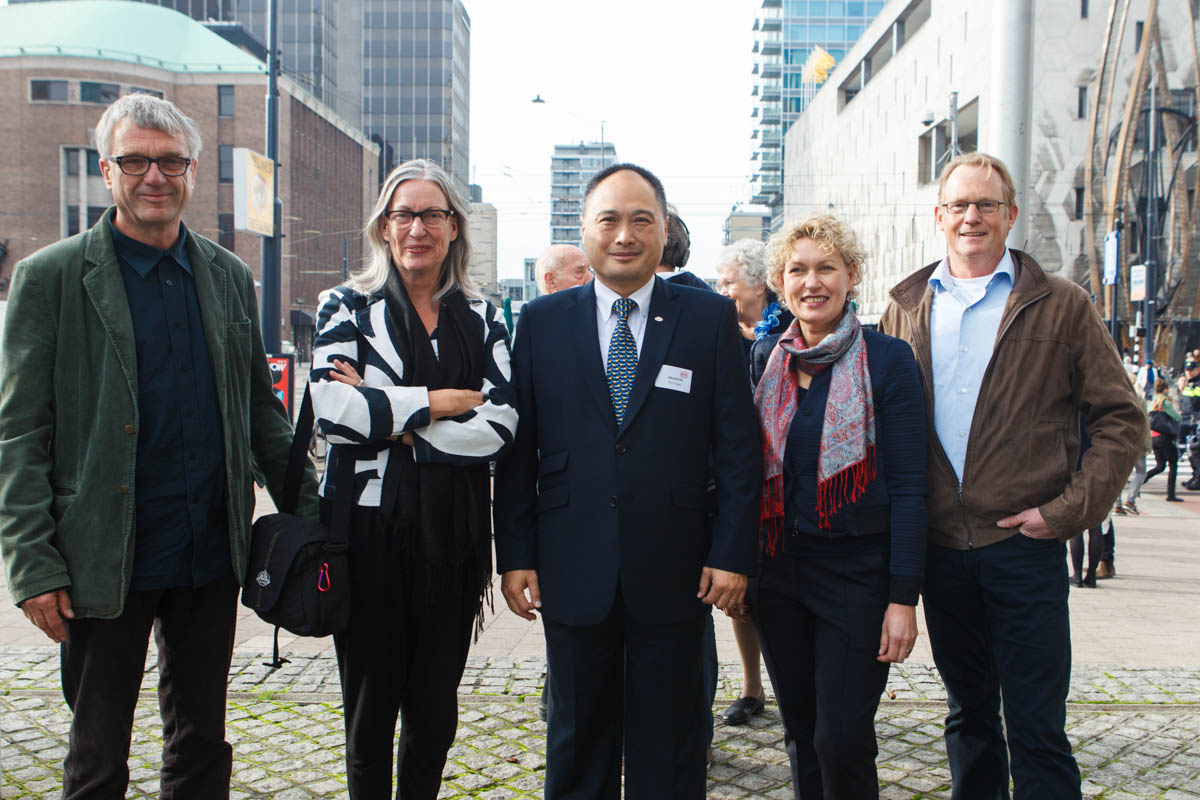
left=279, top=385, right=316, bottom=516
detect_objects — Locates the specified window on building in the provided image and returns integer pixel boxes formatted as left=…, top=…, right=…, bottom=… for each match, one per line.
left=65, top=148, right=80, bottom=176
left=1078, top=86, right=1088, bottom=119
left=31, top=79, right=68, bottom=102
left=86, top=149, right=102, bottom=176
left=218, top=213, right=235, bottom=251
left=1081, top=0, right=1088, bottom=18
left=218, top=85, right=235, bottom=117
left=128, top=87, right=164, bottom=99
left=87, top=206, right=107, bottom=227
left=66, top=205, right=81, bottom=237
left=81, top=82, right=120, bottom=104
left=1135, top=21, right=1144, bottom=52
left=219, top=145, right=234, bottom=183
left=1074, top=188, right=1085, bottom=220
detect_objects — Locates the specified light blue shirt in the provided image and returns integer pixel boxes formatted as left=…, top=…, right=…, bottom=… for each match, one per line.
left=929, top=250, right=1016, bottom=482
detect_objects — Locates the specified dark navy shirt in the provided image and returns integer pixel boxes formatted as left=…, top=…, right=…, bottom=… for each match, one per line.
left=110, top=221, right=230, bottom=590
left=773, top=329, right=928, bottom=605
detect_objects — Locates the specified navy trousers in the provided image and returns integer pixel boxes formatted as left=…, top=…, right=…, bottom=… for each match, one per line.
left=924, top=535, right=1082, bottom=800
left=542, top=588, right=707, bottom=800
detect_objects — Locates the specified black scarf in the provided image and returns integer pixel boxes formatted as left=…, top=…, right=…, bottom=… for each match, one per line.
left=379, top=270, right=492, bottom=626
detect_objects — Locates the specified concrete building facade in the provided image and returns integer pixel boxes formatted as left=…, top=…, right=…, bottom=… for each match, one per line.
left=0, top=1, right=379, bottom=350
left=781, top=0, right=1198, bottom=327
left=550, top=141, right=617, bottom=248
left=467, top=201, right=500, bottom=305
left=723, top=204, right=773, bottom=244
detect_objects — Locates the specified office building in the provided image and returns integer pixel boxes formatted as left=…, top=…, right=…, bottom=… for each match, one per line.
left=0, top=0, right=379, bottom=350
left=723, top=204, right=773, bottom=244
left=751, top=0, right=886, bottom=228
left=550, top=141, right=617, bottom=248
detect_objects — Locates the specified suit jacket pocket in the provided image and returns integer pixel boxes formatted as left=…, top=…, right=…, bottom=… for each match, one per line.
left=535, top=484, right=569, bottom=515
left=538, top=450, right=568, bottom=478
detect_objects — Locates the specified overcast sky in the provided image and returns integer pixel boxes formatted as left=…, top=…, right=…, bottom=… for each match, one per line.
left=467, top=1, right=757, bottom=281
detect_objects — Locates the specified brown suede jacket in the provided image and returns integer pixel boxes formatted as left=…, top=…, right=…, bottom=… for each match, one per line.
left=878, top=250, right=1146, bottom=549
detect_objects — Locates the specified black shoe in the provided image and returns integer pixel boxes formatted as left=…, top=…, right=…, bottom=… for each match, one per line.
left=722, top=693, right=765, bottom=725
left=1167, top=496, right=1185, bottom=502
left=1083, top=573, right=1097, bottom=588
left=1069, top=576, right=1084, bottom=588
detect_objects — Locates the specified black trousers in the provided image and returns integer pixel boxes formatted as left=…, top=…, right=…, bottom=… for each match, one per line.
left=333, top=507, right=478, bottom=799
left=924, top=536, right=1081, bottom=800
left=751, top=552, right=890, bottom=800
left=60, top=573, right=238, bottom=800
left=542, top=589, right=706, bottom=800
left=1146, top=435, right=1179, bottom=499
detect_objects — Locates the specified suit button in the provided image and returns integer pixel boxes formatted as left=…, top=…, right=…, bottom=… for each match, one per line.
left=119, top=485, right=130, bottom=494
left=123, top=425, right=135, bottom=434
left=609, top=496, right=617, bottom=508
left=615, top=443, right=627, bottom=454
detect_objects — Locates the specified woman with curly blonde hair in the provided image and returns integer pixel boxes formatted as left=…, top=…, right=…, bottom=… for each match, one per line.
left=740, top=214, right=928, bottom=799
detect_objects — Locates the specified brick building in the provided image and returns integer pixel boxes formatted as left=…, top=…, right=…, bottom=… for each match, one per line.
left=0, top=0, right=378, bottom=350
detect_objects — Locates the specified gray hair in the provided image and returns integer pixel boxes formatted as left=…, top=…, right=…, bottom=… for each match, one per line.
left=352, top=159, right=477, bottom=300
left=715, top=239, right=768, bottom=290
left=92, top=94, right=203, bottom=160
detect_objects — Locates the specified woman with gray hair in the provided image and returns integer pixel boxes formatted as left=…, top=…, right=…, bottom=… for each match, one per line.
left=309, top=159, right=517, bottom=798
left=715, top=238, right=793, bottom=728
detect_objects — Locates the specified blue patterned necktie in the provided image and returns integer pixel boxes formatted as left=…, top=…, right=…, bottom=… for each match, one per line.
left=607, top=297, right=638, bottom=426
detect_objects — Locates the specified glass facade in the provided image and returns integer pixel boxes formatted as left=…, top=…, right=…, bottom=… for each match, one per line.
left=359, top=0, right=471, bottom=195
left=752, top=0, right=884, bottom=219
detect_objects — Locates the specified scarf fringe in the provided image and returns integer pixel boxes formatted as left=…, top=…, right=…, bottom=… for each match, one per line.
left=760, top=474, right=786, bottom=556
left=816, top=445, right=877, bottom=529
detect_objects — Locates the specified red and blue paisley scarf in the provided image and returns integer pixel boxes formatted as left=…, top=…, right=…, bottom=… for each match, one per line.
left=753, top=311, right=876, bottom=553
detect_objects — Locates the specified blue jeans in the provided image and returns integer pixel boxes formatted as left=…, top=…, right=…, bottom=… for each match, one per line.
left=924, top=536, right=1081, bottom=800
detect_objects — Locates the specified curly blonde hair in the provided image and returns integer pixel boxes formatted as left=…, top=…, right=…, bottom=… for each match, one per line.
left=765, top=214, right=867, bottom=299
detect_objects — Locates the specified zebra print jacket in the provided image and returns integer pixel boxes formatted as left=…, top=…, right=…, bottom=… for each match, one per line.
left=309, top=285, right=518, bottom=507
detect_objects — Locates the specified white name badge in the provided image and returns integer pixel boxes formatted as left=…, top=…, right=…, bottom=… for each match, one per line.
left=655, top=364, right=693, bottom=394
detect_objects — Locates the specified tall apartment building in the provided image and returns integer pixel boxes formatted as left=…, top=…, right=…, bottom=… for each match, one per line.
left=550, top=141, right=617, bottom=248
left=723, top=204, right=772, bottom=244
left=751, top=0, right=885, bottom=228
left=14, top=0, right=472, bottom=194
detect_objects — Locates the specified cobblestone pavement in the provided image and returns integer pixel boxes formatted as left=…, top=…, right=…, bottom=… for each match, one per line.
left=4, top=648, right=1200, bottom=799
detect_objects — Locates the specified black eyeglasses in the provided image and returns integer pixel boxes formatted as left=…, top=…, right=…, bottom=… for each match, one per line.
left=940, top=200, right=1007, bottom=216
left=108, top=155, right=192, bottom=177
left=384, top=208, right=455, bottom=227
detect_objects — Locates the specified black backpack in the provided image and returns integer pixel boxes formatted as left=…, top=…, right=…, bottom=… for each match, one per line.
left=241, top=385, right=352, bottom=668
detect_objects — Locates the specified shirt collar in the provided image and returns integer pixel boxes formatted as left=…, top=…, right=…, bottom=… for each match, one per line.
left=595, top=273, right=657, bottom=319
left=108, top=219, right=192, bottom=278
left=929, top=249, right=1015, bottom=293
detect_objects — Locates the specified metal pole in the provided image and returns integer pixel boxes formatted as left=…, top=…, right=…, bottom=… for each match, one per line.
left=260, top=0, right=282, bottom=353
left=1145, top=80, right=1158, bottom=362
left=986, top=0, right=1034, bottom=249
left=949, top=91, right=959, bottom=158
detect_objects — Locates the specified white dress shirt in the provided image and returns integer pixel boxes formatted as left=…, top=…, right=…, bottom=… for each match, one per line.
left=594, top=275, right=657, bottom=372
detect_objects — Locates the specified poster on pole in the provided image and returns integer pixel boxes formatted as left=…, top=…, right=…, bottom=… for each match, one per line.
left=266, top=354, right=295, bottom=422
left=1103, top=231, right=1119, bottom=285
left=233, top=148, right=275, bottom=237
left=1129, top=264, right=1146, bottom=302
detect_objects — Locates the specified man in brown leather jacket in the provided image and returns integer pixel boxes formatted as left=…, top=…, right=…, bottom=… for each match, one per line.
left=879, top=152, right=1144, bottom=800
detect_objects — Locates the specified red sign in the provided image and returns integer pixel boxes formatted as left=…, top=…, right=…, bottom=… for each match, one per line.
left=267, top=353, right=295, bottom=422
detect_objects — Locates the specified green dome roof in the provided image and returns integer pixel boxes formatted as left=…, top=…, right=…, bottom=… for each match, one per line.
left=0, top=0, right=266, bottom=74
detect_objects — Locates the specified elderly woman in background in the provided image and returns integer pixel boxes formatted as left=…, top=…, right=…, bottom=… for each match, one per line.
left=714, top=238, right=793, bottom=726
left=309, top=159, right=517, bottom=798
left=745, top=214, right=926, bottom=799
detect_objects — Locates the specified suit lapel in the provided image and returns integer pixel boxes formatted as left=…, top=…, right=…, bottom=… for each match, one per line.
left=81, top=218, right=138, bottom=402
left=189, top=235, right=230, bottom=405
left=568, top=282, right=617, bottom=434
left=620, top=277, right=679, bottom=434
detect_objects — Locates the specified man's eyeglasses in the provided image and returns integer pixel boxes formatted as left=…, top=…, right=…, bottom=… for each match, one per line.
left=940, top=200, right=1008, bottom=216
left=384, top=208, right=455, bottom=227
left=108, top=155, right=192, bottom=177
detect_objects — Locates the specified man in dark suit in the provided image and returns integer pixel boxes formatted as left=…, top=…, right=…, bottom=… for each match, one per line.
left=494, top=163, right=760, bottom=799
